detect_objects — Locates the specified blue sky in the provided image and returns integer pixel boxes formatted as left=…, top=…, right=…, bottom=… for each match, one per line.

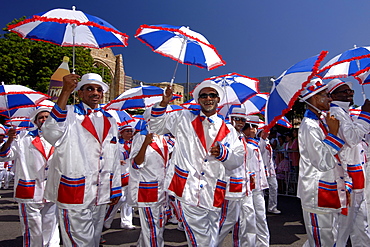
left=2, top=0, right=370, bottom=105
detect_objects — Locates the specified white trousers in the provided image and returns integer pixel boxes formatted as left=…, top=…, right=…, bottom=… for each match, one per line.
left=238, top=195, right=257, bottom=247
left=104, top=189, right=133, bottom=228
left=18, top=202, right=59, bottom=247
left=178, top=200, right=220, bottom=247
left=337, top=191, right=370, bottom=247
left=266, top=176, right=278, bottom=211
left=217, top=198, right=243, bottom=246
left=137, top=205, right=165, bottom=247
left=302, top=209, right=340, bottom=247
left=253, top=190, right=270, bottom=247
left=58, top=204, right=106, bottom=247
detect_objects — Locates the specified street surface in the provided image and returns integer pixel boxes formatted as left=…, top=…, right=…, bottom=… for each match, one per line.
left=0, top=182, right=307, bottom=246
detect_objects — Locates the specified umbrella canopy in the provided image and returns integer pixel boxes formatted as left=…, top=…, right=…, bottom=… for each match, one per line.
left=136, top=24, right=225, bottom=70
left=180, top=99, right=200, bottom=110
left=0, top=84, right=50, bottom=116
left=107, top=110, right=134, bottom=127
left=264, top=51, right=328, bottom=131
left=276, top=116, right=293, bottom=128
left=218, top=93, right=269, bottom=119
left=5, top=117, right=35, bottom=130
left=8, top=6, right=129, bottom=72
left=104, top=85, right=181, bottom=110
left=318, top=46, right=370, bottom=84
left=0, top=99, right=54, bottom=119
left=203, top=72, right=259, bottom=107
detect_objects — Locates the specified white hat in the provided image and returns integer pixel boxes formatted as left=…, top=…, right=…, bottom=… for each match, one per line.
left=191, top=80, right=225, bottom=103
left=327, top=79, right=353, bottom=94
left=119, top=124, right=134, bottom=131
left=30, top=106, right=53, bottom=124
left=300, top=78, right=328, bottom=101
left=229, top=107, right=247, bottom=119
left=245, top=115, right=261, bottom=125
left=75, top=73, right=109, bottom=93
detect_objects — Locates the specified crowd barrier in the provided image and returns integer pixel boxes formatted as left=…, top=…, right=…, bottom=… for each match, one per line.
left=273, top=150, right=300, bottom=197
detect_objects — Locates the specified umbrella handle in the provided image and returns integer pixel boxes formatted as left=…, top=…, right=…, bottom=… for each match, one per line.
left=72, top=24, right=76, bottom=74
left=170, top=36, right=187, bottom=86
left=362, top=84, right=367, bottom=102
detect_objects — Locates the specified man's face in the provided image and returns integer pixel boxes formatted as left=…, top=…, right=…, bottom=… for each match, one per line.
left=35, top=111, right=50, bottom=129
left=198, top=87, right=220, bottom=115
left=120, top=128, right=133, bottom=141
left=330, top=84, right=354, bottom=105
left=77, top=83, right=104, bottom=109
left=231, top=116, right=246, bottom=132
left=312, top=89, right=332, bottom=111
left=243, top=124, right=257, bottom=138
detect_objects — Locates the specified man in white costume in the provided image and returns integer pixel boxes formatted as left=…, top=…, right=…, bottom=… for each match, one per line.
left=327, top=78, right=370, bottom=247
left=298, top=78, right=347, bottom=247
left=0, top=106, right=59, bottom=247
left=243, top=115, right=270, bottom=247
left=129, top=129, right=171, bottom=247
left=103, top=125, right=136, bottom=231
left=217, top=107, right=256, bottom=247
left=258, top=128, right=280, bottom=214
left=42, top=73, right=122, bottom=247
left=148, top=81, right=245, bottom=246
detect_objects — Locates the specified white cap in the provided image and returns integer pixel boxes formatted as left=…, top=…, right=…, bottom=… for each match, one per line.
left=76, top=73, right=109, bottom=93
left=327, top=79, right=353, bottom=94
left=300, top=78, right=328, bottom=101
left=245, top=115, right=261, bottom=125
left=229, top=107, right=247, bottom=119
left=191, top=80, right=225, bottom=103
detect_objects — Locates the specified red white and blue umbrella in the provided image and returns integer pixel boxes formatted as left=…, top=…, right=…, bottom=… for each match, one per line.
left=218, top=93, right=269, bottom=119
left=166, top=104, right=183, bottom=113
left=318, top=46, right=370, bottom=84
left=203, top=72, right=259, bottom=107
left=104, top=84, right=181, bottom=110
left=180, top=99, right=200, bottom=110
left=264, top=51, right=328, bottom=131
left=276, top=116, right=293, bottom=128
left=0, top=99, right=54, bottom=119
left=135, top=24, right=225, bottom=84
left=5, top=117, right=35, bottom=130
left=0, top=84, right=50, bottom=116
left=8, top=6, right=129, bottom=72
left=107, top=110, right=134, bottom=127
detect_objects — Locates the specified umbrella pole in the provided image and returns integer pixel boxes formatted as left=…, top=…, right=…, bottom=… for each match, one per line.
left=72, top=24, right=76, bottom=74
left=362, top=84, right=367, bottom=101
left=170, top=37, right=187, bottom=86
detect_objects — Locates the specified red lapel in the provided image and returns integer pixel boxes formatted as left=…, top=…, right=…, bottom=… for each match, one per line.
left=149, top=136, right=169, bottom=165
left=191, top=116, right=207, bottom=151
left=31, top=136, right=54, bottom=160
left=81, top=116, right=100, bottom=142
left=211, top=121, right=230, bottom=146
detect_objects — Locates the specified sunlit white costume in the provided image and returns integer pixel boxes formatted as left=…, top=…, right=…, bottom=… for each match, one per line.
left=42, top=102, right=122, bottom=247
left=298, top=109, right=347, bottom=247
left=0, top=128, right=59, bottom=247
left=217, top=133, right=249, bottom=246
left=128, top=133, right=170, bottom=247
left=149, top=106, right=244, bottom=246
left=259, top=136, right=279, bottom=213
left=330, top=100, right=370, bottom=247
left=104, top=136, right=134, bottom=229
left=247, top=137, right=269, bottom=247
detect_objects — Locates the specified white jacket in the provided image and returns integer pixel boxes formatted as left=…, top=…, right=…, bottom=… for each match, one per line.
left=42, top=103, right=122, bottom=210
left=149, top=106, right=244, bottom=211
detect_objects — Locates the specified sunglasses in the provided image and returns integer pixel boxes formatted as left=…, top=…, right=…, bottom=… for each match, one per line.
left=332, top=89, right=354, bottom=95
left=232, top=117, right=246, bottom=122
left=199, top=93, right=219, bottom=99
left=83, top=86, right=104, bottom=92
